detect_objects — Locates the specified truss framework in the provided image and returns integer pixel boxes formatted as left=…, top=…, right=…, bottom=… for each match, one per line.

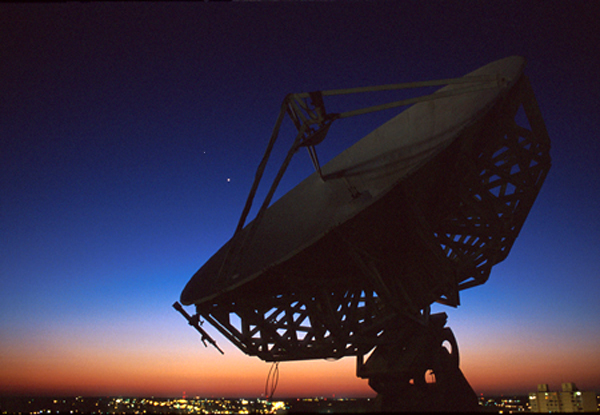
left=191, top=74, right=551, bottom=362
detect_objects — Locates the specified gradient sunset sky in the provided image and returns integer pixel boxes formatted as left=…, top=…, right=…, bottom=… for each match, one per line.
left=2, top=2, right=599, bottom=398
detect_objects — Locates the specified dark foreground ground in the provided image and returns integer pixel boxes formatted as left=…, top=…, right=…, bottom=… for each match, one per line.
left=0, top=394, right=540, bottom=413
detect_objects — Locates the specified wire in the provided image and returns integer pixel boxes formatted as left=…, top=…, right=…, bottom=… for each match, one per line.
left=264, top=362, right=280, bottom=400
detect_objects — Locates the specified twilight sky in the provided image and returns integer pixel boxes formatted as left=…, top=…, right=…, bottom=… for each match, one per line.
left=1, top=1, right=599, bottom=398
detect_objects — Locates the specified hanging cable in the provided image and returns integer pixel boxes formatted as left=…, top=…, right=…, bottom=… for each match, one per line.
left=264, top=361, right=280, bottom=400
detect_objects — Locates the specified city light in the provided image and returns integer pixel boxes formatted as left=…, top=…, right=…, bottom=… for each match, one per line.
left=2, top=392, right=598, bottom=414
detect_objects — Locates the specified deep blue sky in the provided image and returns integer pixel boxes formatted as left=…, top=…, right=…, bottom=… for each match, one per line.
left=1, top=2, right=599, bottom=397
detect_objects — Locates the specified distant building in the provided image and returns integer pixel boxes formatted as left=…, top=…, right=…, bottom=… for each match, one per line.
left=529, top=383, right=597, bottom=413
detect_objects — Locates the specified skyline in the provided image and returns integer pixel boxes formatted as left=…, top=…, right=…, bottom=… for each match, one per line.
left=2, top=2, right=600, bottom=398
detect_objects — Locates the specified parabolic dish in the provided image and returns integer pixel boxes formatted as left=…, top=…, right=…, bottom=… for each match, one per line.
left=182, top=56, right=531, bottom=307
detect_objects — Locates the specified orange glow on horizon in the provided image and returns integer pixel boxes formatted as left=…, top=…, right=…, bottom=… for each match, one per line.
left=1, top=332, right=374, bottom=398
left=460, top=334, right=600, bottom=394
left=3, top=321, right=598, bottom=397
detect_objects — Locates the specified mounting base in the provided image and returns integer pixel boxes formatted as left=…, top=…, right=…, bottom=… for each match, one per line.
left=357, top=313, right=478, bottom=412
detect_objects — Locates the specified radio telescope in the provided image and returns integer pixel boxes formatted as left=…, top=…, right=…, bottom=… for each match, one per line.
left=174, top=56, right=551, bottom=411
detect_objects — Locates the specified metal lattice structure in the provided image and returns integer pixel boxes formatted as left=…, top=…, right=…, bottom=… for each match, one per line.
left=175, top=56, right=551, bottom=410
left=184, top=74, right=549, bottom=362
